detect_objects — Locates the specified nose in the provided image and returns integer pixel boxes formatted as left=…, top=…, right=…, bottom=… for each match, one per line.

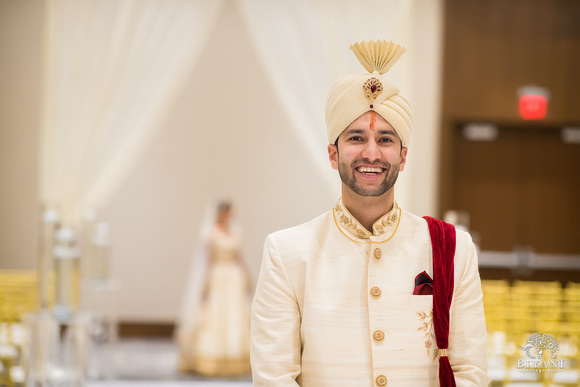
left=361, top=139, right=381, bottom=162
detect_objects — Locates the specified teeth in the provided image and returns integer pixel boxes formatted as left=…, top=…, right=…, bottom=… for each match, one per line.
left=358, top=167, right=383, bottom=173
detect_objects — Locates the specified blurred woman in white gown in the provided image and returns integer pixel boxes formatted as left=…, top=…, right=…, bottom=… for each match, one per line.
left=177, top=200, right=252, bottom=376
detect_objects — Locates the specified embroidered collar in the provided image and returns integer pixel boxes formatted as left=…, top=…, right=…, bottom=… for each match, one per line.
left=333, top=199, right=401, bottom=242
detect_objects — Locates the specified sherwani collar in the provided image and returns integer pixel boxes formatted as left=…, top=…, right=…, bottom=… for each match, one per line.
left=332, top=198, right=401, bottom=243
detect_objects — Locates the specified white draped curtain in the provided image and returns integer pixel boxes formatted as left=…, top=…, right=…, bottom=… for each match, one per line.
left=236, top=0, right=443, bottom=214
left=39, top=0, right=225, bottom=225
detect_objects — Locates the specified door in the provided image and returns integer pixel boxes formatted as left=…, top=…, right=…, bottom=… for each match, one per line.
left=452, top=124, right=580, bottom=255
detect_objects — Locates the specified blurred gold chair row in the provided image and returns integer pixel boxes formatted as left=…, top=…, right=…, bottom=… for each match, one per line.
left=482, top=279, right=580, bottom=386
left=0, top=270, right=38, bottom=323
left=0, top=270, right=52, bottom=387
left=482, top=280, right=580, bottom=338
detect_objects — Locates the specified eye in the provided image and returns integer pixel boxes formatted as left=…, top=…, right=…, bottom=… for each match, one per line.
left=348, top=136, right=364, bottom=141
left=379, top=137, right=394, bottom=143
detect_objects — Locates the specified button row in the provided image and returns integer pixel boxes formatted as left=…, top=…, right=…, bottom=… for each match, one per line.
left=371, top=247, right=386, bottom=386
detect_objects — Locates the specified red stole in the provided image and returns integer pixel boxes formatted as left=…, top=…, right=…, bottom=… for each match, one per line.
left=423, top=216, right=457, bottom=387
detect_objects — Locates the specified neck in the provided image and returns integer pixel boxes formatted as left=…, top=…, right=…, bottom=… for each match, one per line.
left=341, top=187, right=395, bottom=232
left=216, top=222, right=229, bottom=233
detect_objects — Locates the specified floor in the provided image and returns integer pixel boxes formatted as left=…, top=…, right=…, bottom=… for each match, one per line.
left=84, top=339, right=252, bottom=387
left=83, top=338, right=579, bottom=387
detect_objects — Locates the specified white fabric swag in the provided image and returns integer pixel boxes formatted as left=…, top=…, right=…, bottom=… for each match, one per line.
left=39, top=0, right=225, bottom=225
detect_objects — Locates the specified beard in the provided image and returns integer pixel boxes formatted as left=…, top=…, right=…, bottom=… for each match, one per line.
left=337, top=157, right=400, bottom=197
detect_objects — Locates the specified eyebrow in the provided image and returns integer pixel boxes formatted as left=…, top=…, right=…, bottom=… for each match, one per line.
left=377, top=129, right=397, bottom=136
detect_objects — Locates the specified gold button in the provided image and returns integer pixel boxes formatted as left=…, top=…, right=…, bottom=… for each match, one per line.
left=373, top=248, right=382, bottom=259
left=373, top=330, right=385, bottom=341
left=376, top=374, right=387, bottom=386
left=370, top=286, right=381, bottom=297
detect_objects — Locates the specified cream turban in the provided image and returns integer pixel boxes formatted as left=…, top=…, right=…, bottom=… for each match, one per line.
left=325, top=40, right=413, bottom=147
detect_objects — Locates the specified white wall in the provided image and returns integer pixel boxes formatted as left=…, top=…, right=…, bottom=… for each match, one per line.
left=0, top=1, right=43, bottom=270
left=0, top=0, right=443, bottom=322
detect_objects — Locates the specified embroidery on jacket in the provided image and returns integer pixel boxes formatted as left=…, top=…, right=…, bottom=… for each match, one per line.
left=334, top=200, right=399, bottom=239
left=373, top=210, right=398, bottom=234
left=334, top=202, right=370, bottom=239
left=417, top=310, right=436, bottom=358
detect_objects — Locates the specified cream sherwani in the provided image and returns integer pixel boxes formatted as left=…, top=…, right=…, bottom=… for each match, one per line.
left=251, top=200, right=490, bottom=386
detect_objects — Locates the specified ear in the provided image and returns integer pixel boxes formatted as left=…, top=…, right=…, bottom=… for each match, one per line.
left=399, top=147, right=408, bottom=172
left=328, top=144, right=338, bottom=170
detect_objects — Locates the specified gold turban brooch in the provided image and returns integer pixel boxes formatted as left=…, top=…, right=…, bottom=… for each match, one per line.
left=325, top=40, right=413, bottom=147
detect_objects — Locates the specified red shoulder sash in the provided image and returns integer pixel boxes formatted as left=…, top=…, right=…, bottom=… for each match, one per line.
left=423, top=216, right=456, bottom=387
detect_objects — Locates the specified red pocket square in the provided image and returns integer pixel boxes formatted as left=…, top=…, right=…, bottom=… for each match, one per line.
left=413, top=271, right=433, bottom=295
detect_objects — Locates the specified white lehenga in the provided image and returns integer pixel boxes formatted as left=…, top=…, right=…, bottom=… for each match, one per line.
left=178, top=226, right=251, bottom=376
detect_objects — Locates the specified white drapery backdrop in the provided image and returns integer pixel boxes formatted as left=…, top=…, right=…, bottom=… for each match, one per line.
left=236, top=0, right=443, bottom=213
left=39, top=0, right=225, bottom=226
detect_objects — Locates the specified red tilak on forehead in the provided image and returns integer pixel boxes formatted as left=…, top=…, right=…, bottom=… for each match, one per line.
left=369, top=111, right=376, bottom=131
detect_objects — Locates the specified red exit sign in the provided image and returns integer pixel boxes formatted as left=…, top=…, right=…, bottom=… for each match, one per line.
left=517, top=86, right=550, bottom=120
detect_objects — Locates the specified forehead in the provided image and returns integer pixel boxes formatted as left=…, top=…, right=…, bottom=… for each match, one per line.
left=345, top=111, right=393, bottom=130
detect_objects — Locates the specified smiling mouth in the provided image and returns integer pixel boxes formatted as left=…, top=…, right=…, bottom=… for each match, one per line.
left=356, top=166, right=385, bottom=175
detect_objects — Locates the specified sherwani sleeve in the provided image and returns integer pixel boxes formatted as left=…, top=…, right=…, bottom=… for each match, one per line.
left=251, top=235, right=301, bottom=386
left=449, top=231, right=491, bottom=386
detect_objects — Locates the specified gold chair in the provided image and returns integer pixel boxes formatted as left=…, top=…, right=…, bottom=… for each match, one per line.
left=501, top=281, right=563, bottom=386
left=481, top=280, right=512, bottom=386
left=550, top=282, right=580, bottom=386
left=0, top=270, right=44, bottom=387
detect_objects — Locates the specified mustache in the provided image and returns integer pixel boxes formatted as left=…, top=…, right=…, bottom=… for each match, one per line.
left=352, top=159, right=392, bottom=169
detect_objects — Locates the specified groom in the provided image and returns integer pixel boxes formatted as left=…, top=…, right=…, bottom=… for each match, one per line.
left=250, top=40, right=489, bottom=387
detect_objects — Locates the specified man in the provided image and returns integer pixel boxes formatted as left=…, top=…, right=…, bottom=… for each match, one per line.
left=251, top=40, right=489, bottom=386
